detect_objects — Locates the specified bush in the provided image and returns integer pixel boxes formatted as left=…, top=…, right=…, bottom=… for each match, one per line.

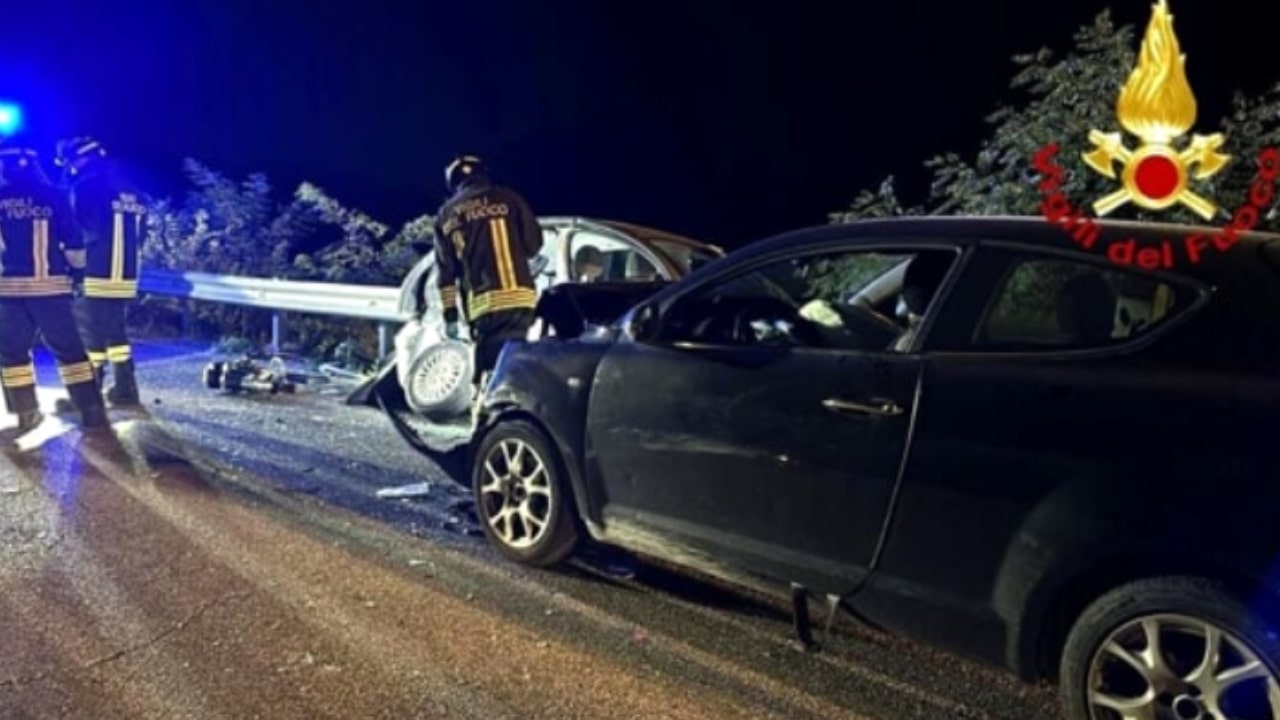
left=832, top=9, right=1280, bottom=227
left=826, top=8, right=1280, bottom=328
left=138, top=160, right=435, bottom=358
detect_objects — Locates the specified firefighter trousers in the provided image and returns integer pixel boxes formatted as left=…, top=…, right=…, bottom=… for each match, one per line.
left=73, top=296, right=139, bottom=401
left=0, top=296, right=105, bottom=417
left=471, top=308, right=535, bottom=384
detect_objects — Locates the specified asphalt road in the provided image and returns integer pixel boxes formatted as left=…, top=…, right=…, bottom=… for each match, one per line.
left=0, top=341, right=1063, bottom=719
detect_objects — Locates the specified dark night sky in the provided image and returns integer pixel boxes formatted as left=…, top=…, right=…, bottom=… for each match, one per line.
left=2, top=1, right=1278, bottom=248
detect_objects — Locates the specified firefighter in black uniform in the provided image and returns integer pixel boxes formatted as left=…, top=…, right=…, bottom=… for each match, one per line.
left=0, top=145, right=109, bottom=430
left=433, top=155, right=542, bottom=410
left=54, top=137, right=144, bottom=407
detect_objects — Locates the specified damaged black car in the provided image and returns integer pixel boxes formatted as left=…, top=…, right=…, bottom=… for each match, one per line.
left=372, top=214, right=1280, bottom=720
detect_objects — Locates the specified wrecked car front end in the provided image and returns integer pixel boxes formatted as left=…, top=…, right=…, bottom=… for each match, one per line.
left=351, top=280, right=672, bottom=487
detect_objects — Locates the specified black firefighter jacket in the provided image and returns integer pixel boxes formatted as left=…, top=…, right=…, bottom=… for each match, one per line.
left=433, top=181, right=542, bottom=324
left=69, top=166, right=147, bottom=299
left=0, top=179, right=82, bottom=297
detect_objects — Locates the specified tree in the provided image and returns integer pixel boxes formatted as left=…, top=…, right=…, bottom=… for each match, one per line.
left=381, top=212, right=437, bottom=280
left=282, top=189, right=435, bottom=358
left=825, top=8, right=1280, bottom=330
left=829, top=176, right=923, bottom=224
left=832, top=9, right=1280, bottom=229
left=283, top=182, right=434, bottom=285
left=141, top=160, right=318, bottom=343
left=140, top=160, right=436, bottom=356
left=286, top=182, right=392, bottom=283
left=144, top=158, right=313, bottom=277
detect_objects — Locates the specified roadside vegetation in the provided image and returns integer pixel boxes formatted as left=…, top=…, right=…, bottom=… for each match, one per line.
left=822, top=9, right=1280, bottom=315
left=138, top=9, right=1280, bottom=358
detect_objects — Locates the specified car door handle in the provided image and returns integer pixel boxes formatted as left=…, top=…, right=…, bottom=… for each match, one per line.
left=823, top=397, right=904, bottom=417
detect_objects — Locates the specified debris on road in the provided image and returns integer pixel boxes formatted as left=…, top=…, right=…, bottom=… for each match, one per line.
left=202, top=345, right=377, bottom=398
left=442, top=517, right=484, bottom=537
left=203, top=356, right=299, bottom=395
left=375, top=482, right=432, bottom=499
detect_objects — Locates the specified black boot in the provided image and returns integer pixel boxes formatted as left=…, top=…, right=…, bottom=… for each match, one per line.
left=67, top=381, right=110, bottom=429
left=106, top=360, right=141, bottom=407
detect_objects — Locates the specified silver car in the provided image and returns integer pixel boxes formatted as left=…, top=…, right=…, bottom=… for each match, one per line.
left=389, top=217, right=723, bottom=419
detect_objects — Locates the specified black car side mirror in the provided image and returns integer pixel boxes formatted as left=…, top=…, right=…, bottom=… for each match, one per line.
left=627, top=303, right=660, bottom=343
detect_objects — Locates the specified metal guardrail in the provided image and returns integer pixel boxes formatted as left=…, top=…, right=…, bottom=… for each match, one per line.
left=138, top=268, right=408, bottom=356
left=133, top=216, right=723, bottom=357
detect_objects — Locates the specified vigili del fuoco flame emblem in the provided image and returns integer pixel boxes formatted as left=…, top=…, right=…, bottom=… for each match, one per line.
left=1082, top=0, right=1230, bottom=220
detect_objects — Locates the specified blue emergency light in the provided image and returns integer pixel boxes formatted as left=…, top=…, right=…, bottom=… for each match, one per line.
left=0, top=102, right=24, bottom=137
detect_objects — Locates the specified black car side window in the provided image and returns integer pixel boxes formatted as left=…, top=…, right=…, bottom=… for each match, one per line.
left=973, top=256, right=1193, bottom=351
left=658, top=249, right=955, bottom=352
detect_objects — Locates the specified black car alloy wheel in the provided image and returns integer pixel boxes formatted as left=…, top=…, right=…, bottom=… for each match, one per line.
left=1061, top=576, right=1280, bottom=720
left=472, top=420, right=579, bottom=566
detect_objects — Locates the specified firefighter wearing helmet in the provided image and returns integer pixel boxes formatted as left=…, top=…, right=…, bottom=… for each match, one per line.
left=433, top=154, right=543, bottom=419
left=0, top=144, right=109, bottom=431
left=53, top=136, right=145, bottom=407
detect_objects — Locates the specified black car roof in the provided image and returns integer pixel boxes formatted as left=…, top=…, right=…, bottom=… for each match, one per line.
left=750, top=214, right=1280, bottom=249
left=727, top=214, right=1280, bottom=281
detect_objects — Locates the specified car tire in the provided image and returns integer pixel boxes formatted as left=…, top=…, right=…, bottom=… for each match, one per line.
left=1060, top=576, right=1280, bottom=720
left=472, top=420, right=579, bottom=567
left=404, top=340, right=474, bottom=421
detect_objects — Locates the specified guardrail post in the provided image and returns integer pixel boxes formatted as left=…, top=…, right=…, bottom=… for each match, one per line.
left=378, top=323, right=389, bottom=358
left=271, top=311, right=283, bottom=354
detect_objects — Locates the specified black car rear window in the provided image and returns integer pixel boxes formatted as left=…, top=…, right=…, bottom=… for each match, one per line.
left=972, top=253, right=1200, bottom=352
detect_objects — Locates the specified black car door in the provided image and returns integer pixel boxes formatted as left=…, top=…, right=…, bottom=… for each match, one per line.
left=848, top=243, right=1208, bottom=664
left=585, top=244, right=963, bottom=595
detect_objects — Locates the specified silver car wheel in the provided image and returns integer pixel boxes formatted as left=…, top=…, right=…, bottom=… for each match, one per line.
left=406, top=342, right=472, bottom=415
left=1087, top=613, right=1280, bottom=720
left=477, top=438, right=553, bottom=550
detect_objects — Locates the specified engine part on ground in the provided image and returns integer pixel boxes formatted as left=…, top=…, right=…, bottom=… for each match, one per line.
left=404, top=340, right=473, bottom=421
left=203, top=357, right=298, bottom=395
